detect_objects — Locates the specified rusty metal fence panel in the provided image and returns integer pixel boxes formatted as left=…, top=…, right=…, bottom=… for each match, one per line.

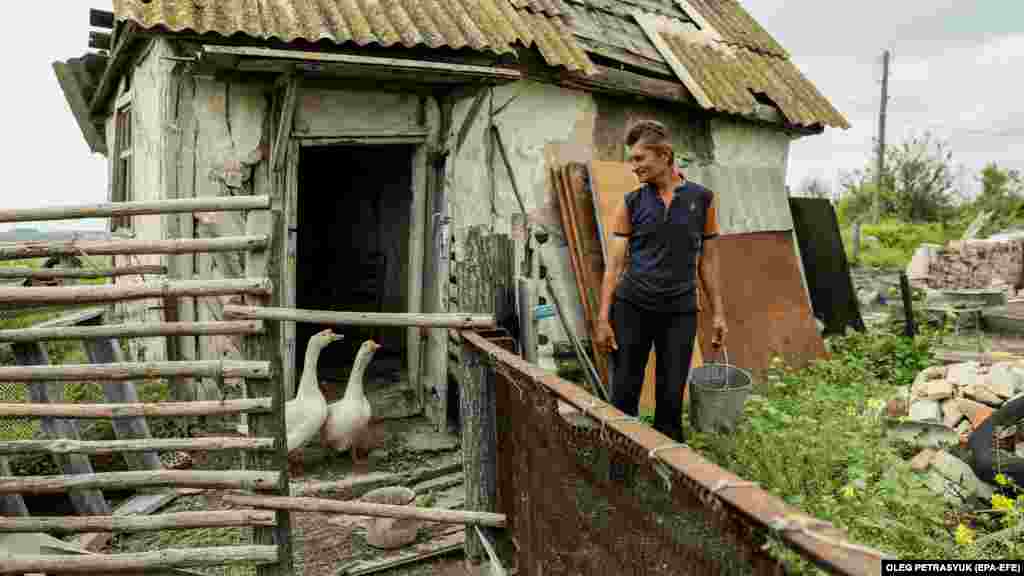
left=461, top=331, right=886, bottom=576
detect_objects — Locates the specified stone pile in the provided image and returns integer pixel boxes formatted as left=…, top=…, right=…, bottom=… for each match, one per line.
left=886, top=359, right=1024, bottom=504
left=921, top=239, right=1023, bottom=295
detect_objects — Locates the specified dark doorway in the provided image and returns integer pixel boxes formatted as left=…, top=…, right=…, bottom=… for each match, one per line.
left=296, top=145, right=415, bottom=402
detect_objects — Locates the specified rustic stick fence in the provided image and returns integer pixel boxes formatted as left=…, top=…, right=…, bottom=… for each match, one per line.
left=0, top=195, right=292, bottom=574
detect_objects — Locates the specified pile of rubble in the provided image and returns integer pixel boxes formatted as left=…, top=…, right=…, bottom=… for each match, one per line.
left=886, top=360, right=1024, bottom=504
left=912, top=239, right=1023, bottom=295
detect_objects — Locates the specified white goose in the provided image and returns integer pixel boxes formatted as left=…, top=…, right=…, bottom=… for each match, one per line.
left=322, top=339, right=381, bottom=465
left=284, top=328, right=341, bottom=475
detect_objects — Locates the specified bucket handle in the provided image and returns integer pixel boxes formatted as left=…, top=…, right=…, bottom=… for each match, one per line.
left=707, top=345, right=731, bottom=387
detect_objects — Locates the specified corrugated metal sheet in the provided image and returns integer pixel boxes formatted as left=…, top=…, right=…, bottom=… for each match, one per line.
left=633, top=12, right=849, bottom=129
left=111, top=0, right=596, bottom=75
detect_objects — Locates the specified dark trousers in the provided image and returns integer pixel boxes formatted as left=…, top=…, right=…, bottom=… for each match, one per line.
left=610, top=297, right=698, bottom=443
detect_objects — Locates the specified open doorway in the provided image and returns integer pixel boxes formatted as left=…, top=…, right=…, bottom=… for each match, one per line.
left=296, top=144, right=416, bottom=407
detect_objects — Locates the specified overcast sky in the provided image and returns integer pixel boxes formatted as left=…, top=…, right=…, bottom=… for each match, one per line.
left=1, top=2, right=1021, bottom=231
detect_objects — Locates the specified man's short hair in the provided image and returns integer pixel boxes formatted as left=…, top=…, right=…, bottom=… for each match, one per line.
left=625, top=120, right=673, bottom=161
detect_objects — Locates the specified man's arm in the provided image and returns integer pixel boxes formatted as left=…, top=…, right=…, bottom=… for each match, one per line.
left=699, top=192, right=727, bottom=346
left=599, top=201, right=631, bottom=322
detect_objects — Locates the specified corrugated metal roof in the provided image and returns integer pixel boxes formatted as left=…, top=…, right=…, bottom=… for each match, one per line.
left=633, top=12, right=849, bottom=129
left=111, top=0, right=596, bottom=75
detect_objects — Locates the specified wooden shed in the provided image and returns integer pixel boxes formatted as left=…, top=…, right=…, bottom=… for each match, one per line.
left=57, top=0, right=849, bottom=432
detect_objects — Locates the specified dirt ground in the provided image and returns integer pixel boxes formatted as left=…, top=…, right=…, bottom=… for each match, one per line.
left=103, top=416, right=468, bottom=576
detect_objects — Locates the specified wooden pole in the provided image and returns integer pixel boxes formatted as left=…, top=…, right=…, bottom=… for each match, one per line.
left=0, top=510, right=276, bottom=534
left=0, top=277, right=271, bottom=305
left=0, top=264, right=166, bottom=279
left=0, top=436, right=274, bottom=456
left=0, top=360, right=271, bottom=381
left=900, top=271, right=917, bottom=338
left=0, top=545, right=279, bottom=574
left=224, top=304, right=496, bottom=329
left=222, top=494, right=507, bottom=527
left=0, top=235, right=268, bottom=261
left=517, top=277, right=538, bottom=363
left=0, top=195, right=270, bottom=224
left=0, top=470, right=280, bottom=495
left=12, top=342, right=111, bottom=516
left=0, top=397, right=272, bottom=419
left=0, top=320, right=264, bottom=343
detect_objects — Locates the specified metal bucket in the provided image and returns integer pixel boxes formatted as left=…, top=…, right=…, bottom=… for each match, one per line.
left=688, top=348, right=753, bottom=434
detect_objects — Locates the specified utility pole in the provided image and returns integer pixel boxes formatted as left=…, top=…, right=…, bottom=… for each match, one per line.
left=873, top=49, right=890, bottom=224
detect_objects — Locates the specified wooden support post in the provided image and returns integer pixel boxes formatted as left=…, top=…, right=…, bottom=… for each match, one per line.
left=11, top=342, right=110, bottom=516
left=517, top=277, right=538, bottom=363
left=460, top=344, right=499, bottom=566
left=81, top=315, right=163, bottom=471
left=900, top=271, right=917, bottom=338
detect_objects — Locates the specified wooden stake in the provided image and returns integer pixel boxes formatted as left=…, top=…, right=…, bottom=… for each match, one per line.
left=0, top=510, right=276, bottom=534
left=222, top=494, right=506, bottom=527
left=0, top=360, right=271, bottom=381
left=224, top=304, right=496, bottom=329
left=0, top=195, right=270, bottom=224
left=0, top=470, right=281, bottom=495
left=0, top=545, right=279, bottom=574
left=0, top=397, right=273, bottom=419
left=0, top=235, right=268, bottom=260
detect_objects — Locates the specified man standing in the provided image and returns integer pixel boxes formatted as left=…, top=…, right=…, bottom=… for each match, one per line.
left=596, top=120, right=727, bottom=443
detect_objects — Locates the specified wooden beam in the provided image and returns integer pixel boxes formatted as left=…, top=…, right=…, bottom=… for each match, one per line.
left=0, top=510, right=276, bottom=534
left=222, top=494, right=507, bottom=527
left=0, top=397, right=273, bottom=419
left=89, top=31, right=112, bottom=51
left=0, top=264, right=166, bottom=279
left=271, top=76, right=299, bottom=173
left=0, top=436, right=274, bottom=456
left=0, top=320, right=264, bottom=343
left=0, top=195, right=270, bottom=224
left=89, top=22, right=141, bottom=115
left=0, top=235, right=269, bottom=260
left=0, top=545, right=279, bottom=574
left=0, top=470, right=281, bottom=495
left=223, top=305, right=496, bottom=329
left=0, top=278, right=271, bottom=306
left=202, top=44, right=522, bottom=81
left=0, top=360, right=271, bottom=382
left=90, top=9, right=114, bottom=29
left=52, top=60, right=107, bottom=155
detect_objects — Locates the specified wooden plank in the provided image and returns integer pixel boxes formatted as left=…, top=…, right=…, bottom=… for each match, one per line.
left=0, top=360, right=270, bottom=382
left=0, top=545, right=279, bottom=574
left=0, top=436, right=274, bottom=456
left=223, top=304, right=496, bottom=328
left=0, top=196, right=270, bottom=224
left=0, top=398, right=273, bottom=419
left=0, top=264, right=166, bottom=279
left=0, top=278, right=272, bottom=305
left=33, top=306, right=108, bottom=328
left=459, top=343, right=500, bottom=562
left=0, top=470, right=280, bottom=495
left=295, top=462, right=462, bottom=498
left=0, top=510, right=276, bottom=534
left=222, top=494, right=506, bottom=527
left=0, top=320, right=264, bottom=343
left=78, top=489, right=192, bottom=552
left=338, top=528, right=464, bottom=575
left=271, top=76, right=299, bottom=173
left=0, top=235, right=269, bottom=260
left=12, top=342, right=110, bottom=517
left=51, top=61, right=106, bottom=155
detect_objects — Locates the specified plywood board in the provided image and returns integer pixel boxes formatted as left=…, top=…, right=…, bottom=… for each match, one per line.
left=588, top=161, right=702, bottom=413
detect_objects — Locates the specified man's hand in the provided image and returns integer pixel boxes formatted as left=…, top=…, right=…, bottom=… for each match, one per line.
left=711, top=314, right=728, bottom=349
left=596, top=318, right=618, bottom=353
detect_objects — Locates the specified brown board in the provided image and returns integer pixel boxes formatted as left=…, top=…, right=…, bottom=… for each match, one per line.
left=587, top=161, right=702, bottom=412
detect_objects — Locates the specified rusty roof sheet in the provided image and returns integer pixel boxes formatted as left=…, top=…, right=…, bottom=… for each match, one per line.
left=633, top=12, right=849, bottom=129
left=111, top=0, right=596, bottom=75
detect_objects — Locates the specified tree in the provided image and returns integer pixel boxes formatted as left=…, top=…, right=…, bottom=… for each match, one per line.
left=837, top=131, right=956, bottom=223
left=795, top=176, right=832, bottom=200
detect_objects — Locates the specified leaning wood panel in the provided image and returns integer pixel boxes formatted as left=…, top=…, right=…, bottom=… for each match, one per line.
left=0, top=545, right=279, bottom=574
left=0, top=509, right=276, bottom=534
left=0, top=320, right=264, bottom=343
left=0, top=278, right=272, bottom=305
left=0, top=235, right=268, bottom=260
left=223, top=494, right=507, bottom=527
left=0, top=470, right=280, bottom=495
left=0, top=360, right=271, bottom=381
left=224, top=304, right=496, bottom=329
left=0, top=264, right=166, bottom=279
left=0, top=436, right=275, bottom=455
left=0, top=195, right=270, bottom=224
left=0, top=397, right=273, bottom=418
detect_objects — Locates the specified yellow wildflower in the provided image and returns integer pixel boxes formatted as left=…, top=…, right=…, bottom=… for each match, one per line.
left=840, top=485, right=856, bottom=499
left=955, top=523, right=975, bottom=546
left=992, top=493, right=1015, bottom=512
left=996, top=473, right=1009, bottom=487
